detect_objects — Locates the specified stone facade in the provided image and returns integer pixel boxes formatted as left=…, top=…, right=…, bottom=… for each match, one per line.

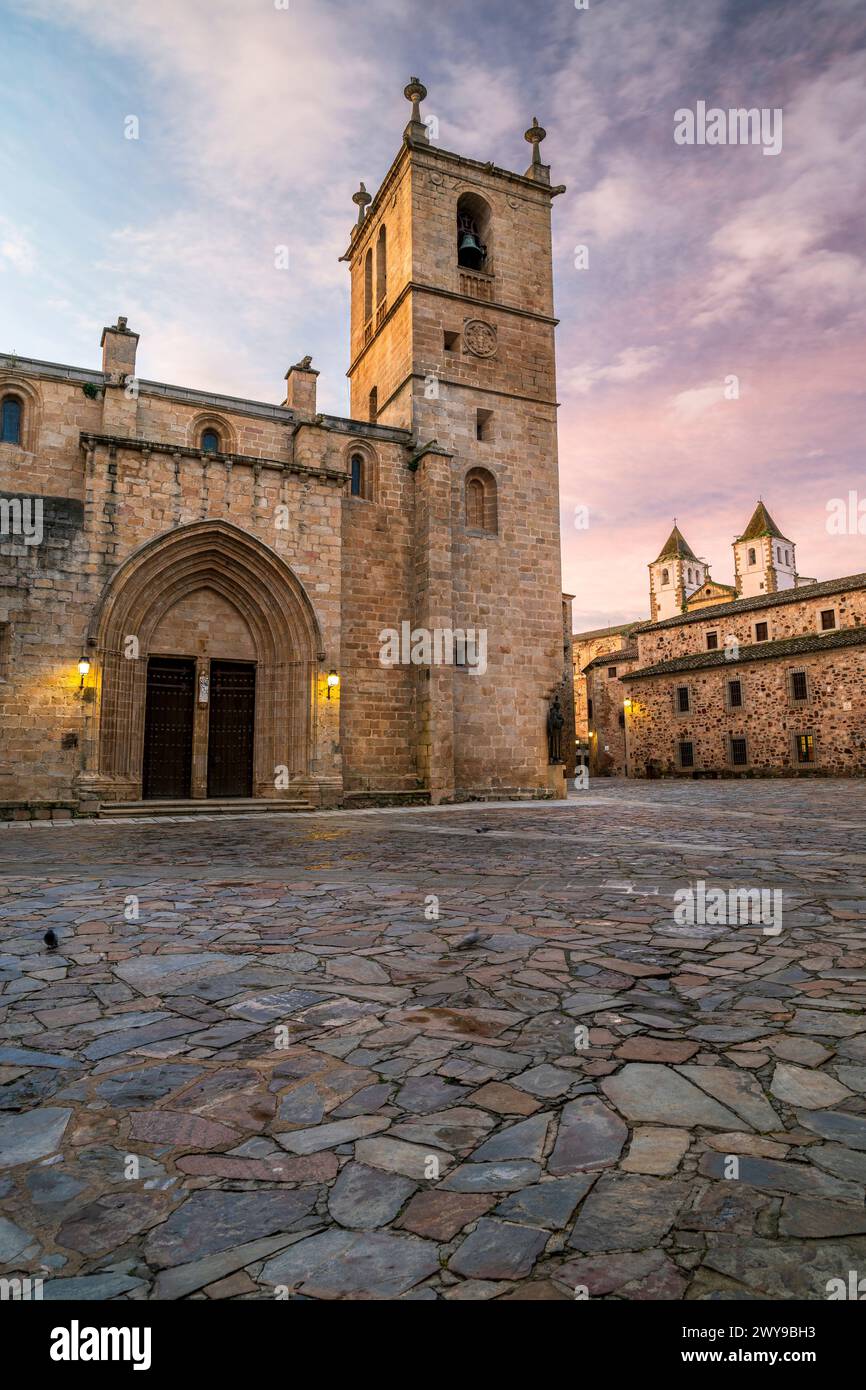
left=583, top=647, right=639, bottom=776
left=0, top=83, right=569, bottom=815
left=623, top=577, right=866, bottom=777
left=572, top=624, right=640, bottom=773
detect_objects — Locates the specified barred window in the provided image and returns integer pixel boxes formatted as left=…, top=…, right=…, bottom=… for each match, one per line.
left=730, top=736, right=748, bottom=766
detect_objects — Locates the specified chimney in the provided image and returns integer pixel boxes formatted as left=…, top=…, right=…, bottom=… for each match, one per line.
left=284, top=356, right=319, bottom=419
left=100, top=316, right=139, bottom=381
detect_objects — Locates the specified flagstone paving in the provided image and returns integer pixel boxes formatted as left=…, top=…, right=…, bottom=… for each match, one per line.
left=1, top=779, right=865, bottom=1300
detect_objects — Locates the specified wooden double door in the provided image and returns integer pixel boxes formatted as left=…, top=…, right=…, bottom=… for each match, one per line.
left=142, top=657, right=256, bottom=799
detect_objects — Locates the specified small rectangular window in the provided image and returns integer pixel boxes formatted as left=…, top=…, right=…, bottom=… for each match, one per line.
left=676, top=685, right=690, bottom=713
left=678, top=740, right=695, bottom=768
left=587, top=698, right=593, bottom=720
left=794, top=733, right=816, bottom=764
left=730, top=736, right=748, bottom=766
left=706, top=631, right=719, bottom=650
left=727, top=679, right=743, bottom=708
left=790, top=670, right=808, bottom=702
left=608, top=666, right=617, bottom=678
left=755, top=621, right=769, bottom=642
left=444, top=330, right=460, bottom=353
left=820, top=609, right=836, bottom=631
left=476, top=408, right=493, bottom=442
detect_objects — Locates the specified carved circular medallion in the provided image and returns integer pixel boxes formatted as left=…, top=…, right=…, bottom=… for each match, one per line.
left=463, top=319, right=497, bottom=357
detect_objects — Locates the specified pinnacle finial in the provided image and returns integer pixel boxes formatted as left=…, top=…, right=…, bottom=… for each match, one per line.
left=524, top=116, right=549, bottom=181
left=352, top=181, right=372, bottom=226
left=403, top=76, right=429, bottom=144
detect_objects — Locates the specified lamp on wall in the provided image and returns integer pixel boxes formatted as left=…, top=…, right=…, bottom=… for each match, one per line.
left=327, top=670, right=340, bottom=699
left=77, top=656, right=91, bottom=690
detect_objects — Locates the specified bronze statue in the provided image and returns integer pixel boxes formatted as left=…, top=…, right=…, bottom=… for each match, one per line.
left=547, top=692, right=564, bottom=763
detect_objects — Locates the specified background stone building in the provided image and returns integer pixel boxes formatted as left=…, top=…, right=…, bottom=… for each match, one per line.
left=572, top=625, right=640, bottom=774
left=0, top=81, right=570, bottom=816
left=578, top=504, right=866, bottom=778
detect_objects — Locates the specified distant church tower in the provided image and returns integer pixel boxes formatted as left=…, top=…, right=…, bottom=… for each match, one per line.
left=342, top=80, right=567, bottom=795
left=648, top=524, right=709, bottom=621
left=733, top=501, right=797, bottom=598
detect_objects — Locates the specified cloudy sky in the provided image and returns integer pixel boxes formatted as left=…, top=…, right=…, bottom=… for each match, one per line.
left=2, top=0, right=864, bottom=628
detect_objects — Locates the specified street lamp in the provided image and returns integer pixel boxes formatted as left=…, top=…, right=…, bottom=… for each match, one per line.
left=78, top=656, right=91, bottom=690
left=326, top=670, right=340, bottom=699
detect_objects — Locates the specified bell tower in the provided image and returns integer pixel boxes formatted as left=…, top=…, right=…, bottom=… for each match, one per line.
left=343, top=79, right=568, bottom=796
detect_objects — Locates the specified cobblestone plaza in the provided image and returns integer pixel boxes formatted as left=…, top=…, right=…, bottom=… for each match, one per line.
left=1, top=781, right=865, bottom=1300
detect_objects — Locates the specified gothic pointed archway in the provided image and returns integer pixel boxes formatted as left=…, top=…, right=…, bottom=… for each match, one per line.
left=81, top=521, right=325, bottom=801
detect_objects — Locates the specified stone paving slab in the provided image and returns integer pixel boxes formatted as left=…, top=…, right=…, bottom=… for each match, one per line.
left=0, top=780, right=865, bottom=1299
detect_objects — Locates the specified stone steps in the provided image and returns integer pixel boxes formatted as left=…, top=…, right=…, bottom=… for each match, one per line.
left=98, top=798, right=311, bottom=818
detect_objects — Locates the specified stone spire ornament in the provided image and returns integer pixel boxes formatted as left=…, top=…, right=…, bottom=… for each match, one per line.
left=524, top=116, right=549, bottom=183
left=403, top=76, right=429, bottom=145
left=352, top=181, right=372, bottom=227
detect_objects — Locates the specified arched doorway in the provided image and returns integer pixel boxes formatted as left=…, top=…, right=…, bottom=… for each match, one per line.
left=82, top=521, right=324, bottom=801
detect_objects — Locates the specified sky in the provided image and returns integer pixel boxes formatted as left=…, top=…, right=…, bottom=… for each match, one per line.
left=1, top=0, right=864, bottom=630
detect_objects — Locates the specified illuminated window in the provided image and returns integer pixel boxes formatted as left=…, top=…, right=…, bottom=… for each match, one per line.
left=794, top=733, right=816, bottom=764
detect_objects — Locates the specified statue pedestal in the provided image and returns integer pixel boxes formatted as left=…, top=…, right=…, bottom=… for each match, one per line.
left=546, top=764, right=567, bottom=800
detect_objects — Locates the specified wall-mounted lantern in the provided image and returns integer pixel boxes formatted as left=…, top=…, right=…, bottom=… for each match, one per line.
left=77, top=656, right=91, bottom=690
left=326, top=670, right=340, bottom=700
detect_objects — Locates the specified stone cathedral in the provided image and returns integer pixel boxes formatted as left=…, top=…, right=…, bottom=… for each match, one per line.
left=0, top=80, right=570, bottom=817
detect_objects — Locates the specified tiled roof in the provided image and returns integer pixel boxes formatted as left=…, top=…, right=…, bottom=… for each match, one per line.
left=641, top=572, right=866, bottom=632
left=572, top=620, right=643, bottom=643
left=583, top=647, right=639, bottom=673
left=737, top=501, right=790, bottom=543
left=623, top=625, right=866, bottom=680
left=654, top=525, right=699, bottom=563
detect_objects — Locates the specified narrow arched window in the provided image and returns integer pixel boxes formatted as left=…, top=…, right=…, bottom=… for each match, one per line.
left=1, top=396, right=22, bottom=445
left=376, top=226, right=387, bottom=305
left=748, top=547, right=756, bottom=566
left=465, top=467, right=497, bottom=534
left=350, top=453, right=363, bottom=497
left=466, top=477, right=484, bottom=528
left=201, top=429, right=220, bottom=453
left=364, top=249, right=373, bottom=323
left=661, top=568, right=670, bottom=586
left=368, top=387, right=378, bottom=422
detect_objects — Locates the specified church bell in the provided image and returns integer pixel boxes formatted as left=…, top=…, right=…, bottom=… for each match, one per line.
left=457, top=216, right=486, bottom=270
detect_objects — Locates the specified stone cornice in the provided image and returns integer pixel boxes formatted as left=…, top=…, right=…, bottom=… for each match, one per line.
left=78, top=432, right=348, bottom=485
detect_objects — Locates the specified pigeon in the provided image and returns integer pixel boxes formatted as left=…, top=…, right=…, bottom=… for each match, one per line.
left=43, top=930, right=58, bottom=951
left=453, top=929, right=483, bottom=951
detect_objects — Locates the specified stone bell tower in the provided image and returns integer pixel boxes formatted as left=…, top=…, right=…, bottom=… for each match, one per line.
left=344, top=79, right=568, bottom=797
